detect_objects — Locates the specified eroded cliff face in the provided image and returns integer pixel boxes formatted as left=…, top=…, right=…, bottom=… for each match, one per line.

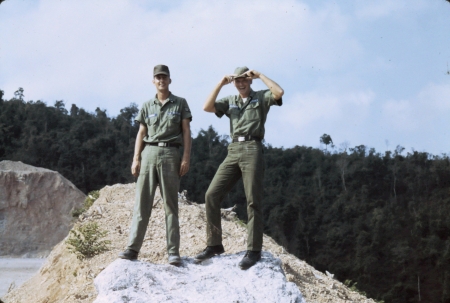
left=0, top=161, right=85, bottom=256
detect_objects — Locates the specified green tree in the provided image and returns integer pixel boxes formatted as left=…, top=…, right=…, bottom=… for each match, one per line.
left=320, top=133, right=333, bottom=150
left=14, top=87, right=24, bottom=100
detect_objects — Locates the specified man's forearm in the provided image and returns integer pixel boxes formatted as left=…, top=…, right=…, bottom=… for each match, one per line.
left=259, top=74, right=284, bottom=100
left=131, top=124, right=147, bottom=176
left=204, top=75, right=233, bottom=112
left=203, top=83, right=223, bottom=113
left=179, top=119, right=191, bottom=176
left=133, top=127, right=146, bottom=161
left=182, top=124, right=191, bottom=161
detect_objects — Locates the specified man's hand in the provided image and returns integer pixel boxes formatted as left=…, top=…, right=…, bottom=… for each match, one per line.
left=246, top=70, right=284, bottom=100
left=180, top=119, right=191, bottom=176
left=179, top=158, right=190, bottom=176
left=204, top=78, right=231, bottom=112
left=131, top=159, right=141, bottom=177
left=237, top=70, right=261, bottom=79
left=220, top=75, right=234, bottom=86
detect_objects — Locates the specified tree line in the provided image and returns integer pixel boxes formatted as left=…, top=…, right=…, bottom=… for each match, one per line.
left=0, top=89, right=139, bottom=192
left=1, top=89, right=449, bottom=303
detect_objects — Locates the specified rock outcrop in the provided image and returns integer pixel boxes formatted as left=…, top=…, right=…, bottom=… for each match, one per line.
left=3, top=183, right=376, bottom=303
left=0, top=161, right=85, bottom=256
left=94, top=254, right=304, bottom=303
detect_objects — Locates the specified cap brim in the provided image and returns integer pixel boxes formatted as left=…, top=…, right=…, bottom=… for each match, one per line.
left=154, top=72, right=170, bottom=76
left=233, top=74, right=249, bottom=79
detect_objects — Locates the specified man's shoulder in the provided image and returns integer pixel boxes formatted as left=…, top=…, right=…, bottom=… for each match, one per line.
left=253, top=89, right=273, bottom=101
left=217, top=95, right=237, bottom=103
left=169, top=93, right=187, bottom=102
left=141, top=99, right=157, bottom=107
left=253, top=89, right=270, bottom=95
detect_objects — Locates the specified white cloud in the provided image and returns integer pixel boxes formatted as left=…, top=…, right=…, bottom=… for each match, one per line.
left=382, top=99, right=415, bottom=131
left=264, top=89, right=375, bottom=148
left=277, top=90, right=374, bottom=128
left=0, top=0, right=361, bottom=112
left=418, top=82, right=450, bottom=111
left=382, top=81, right=450, bottom=132
left=1, top=0, right=450, bottom=154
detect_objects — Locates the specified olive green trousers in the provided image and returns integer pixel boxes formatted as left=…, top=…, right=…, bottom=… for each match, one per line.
left=205, top=141, right=264, bottom=251
left=127, top=145, right=181, bottom=254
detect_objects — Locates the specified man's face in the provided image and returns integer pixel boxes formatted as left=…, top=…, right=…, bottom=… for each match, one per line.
left=152, top=74, right=171, bottom=91
left=233, top=77, right=252, bottom=97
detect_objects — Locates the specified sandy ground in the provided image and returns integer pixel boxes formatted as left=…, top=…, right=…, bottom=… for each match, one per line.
left=0, top=258, right=46, bottom=298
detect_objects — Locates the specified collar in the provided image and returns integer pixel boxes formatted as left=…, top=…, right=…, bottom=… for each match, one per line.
left=238, top=89, right=256, bottom=109
left=237, top=89, right=255, bottom=102
left=152, top=92, right=174, bottom=104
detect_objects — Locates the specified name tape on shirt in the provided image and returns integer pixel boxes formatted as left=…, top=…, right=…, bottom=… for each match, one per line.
left=229, top=105, right=239, bottom=109
left=169, top=112, right=181, bottom=116
left=250, top=99, right=259, bottom=104
left=147, top=114, right=157, bottom=118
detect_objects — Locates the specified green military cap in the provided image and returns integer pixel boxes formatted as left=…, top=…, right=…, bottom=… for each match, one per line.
left=233, top=66, right=249, bottom=78
left=154, top=64, right=170, bottom=77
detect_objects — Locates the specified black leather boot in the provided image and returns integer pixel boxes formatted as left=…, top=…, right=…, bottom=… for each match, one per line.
left=194, top=245, right=225, bottom=262
left=118, top=249, right=138, bottom=260
left=238, top=251, right=261, bottom=270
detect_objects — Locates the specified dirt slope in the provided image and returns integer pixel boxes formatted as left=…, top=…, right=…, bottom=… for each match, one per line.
left=2, top=183, right=376, bottom=303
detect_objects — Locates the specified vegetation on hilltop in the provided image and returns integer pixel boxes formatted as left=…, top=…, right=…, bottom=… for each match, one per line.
left=0, top=88, right=139, bottom=192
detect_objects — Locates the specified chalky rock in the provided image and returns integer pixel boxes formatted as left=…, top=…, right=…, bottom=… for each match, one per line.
left=0, top=161, right=85, bottom=256
left=94, top=252, right=305, bottom=303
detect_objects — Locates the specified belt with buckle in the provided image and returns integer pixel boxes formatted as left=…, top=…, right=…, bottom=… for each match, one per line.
left=146, top=142, right=181, bottom=148
left=232, top=135, right=261, bottom=143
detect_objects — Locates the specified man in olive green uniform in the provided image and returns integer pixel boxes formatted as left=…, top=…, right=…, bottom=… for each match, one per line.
left=195, top=66, right=284, bottom=269
left=119, top=64, right=192, bottom=265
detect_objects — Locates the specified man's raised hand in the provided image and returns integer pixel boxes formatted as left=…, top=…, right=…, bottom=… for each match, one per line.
left=244, top=70, right=261, bottom=79
left=220, top=75, right=234, bottom=86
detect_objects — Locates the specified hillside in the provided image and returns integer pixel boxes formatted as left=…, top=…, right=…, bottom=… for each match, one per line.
left=2, top=183, right=376, bottom=303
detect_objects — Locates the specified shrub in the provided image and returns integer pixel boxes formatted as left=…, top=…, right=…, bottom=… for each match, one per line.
left=66, top=222, right=111, bottom=259
left=72, top=190, right=100, bottom=217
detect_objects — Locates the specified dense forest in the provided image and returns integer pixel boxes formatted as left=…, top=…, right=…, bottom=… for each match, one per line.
left=1, top=89, right=449, bottom=303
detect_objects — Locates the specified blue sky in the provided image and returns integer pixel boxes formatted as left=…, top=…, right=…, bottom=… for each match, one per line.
left=1, top=0, right=449, bottom=155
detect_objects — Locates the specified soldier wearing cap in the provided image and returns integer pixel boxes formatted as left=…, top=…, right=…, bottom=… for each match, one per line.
left=195, top=67, right=284, bottom=269
left=119, top=64, right=192, bottom=265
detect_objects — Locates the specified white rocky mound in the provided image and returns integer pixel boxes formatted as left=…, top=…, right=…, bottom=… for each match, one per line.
left=3, top=183, right=376, bottom=303
left=95, top=253, right=304, bottom=303
left=0, top=161, right=85, bottom=256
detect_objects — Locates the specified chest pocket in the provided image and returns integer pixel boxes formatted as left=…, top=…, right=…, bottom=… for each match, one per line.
left=146, top=113, right=158, bottom=125
left=243, top=101, right=261, bottom=121
left=226, top=105, right=240, bottom=125
left=168, top=111, right=181, bottom=126
left=227, top=105, right=240, bottom=117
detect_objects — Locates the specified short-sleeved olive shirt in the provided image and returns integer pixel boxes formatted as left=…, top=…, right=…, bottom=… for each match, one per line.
left=214, top=89, right=282, bottom=139
left=135, top=93, right=192, bottom=145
